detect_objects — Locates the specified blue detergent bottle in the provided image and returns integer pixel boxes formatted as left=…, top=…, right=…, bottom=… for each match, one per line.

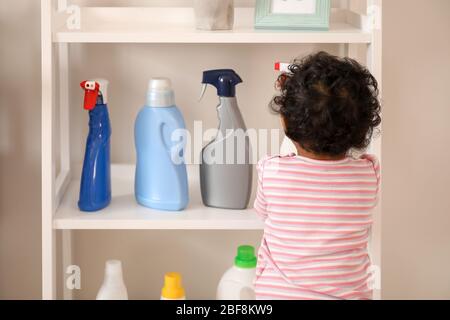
left=78, top=79, right=112, bottom=212
left=135, top=78, right=189, bottom=211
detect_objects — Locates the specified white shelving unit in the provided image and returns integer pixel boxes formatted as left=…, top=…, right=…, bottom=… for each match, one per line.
left=41, top=0, right=382, bottom=300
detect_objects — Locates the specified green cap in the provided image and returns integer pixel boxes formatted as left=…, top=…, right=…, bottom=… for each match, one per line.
left=235, top=245, right=257, bottom=269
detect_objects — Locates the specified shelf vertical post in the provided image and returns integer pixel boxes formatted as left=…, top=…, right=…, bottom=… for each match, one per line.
left=58, top=42, right=71, bottom=177
left=42, top=0, right=57, bottom=300
left=58, top=41, right=73, bottom=300
left=62, top=230, right=74, bottom=300
left=366, top=0, right=382, bottom=300
left=346, top=0, right=383, bottom=300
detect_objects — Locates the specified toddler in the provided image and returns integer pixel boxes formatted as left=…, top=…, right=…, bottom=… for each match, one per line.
left=254, top=52, right=381, bottom=300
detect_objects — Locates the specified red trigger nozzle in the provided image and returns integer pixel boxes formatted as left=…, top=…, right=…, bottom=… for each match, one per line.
left=80, top=80, right=100, bottom=111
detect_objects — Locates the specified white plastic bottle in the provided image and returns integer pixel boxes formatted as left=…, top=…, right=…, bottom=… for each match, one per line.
left=135, top=78, right=189, bottom=211
left=280, top=136, right=297, bottom=156
left=217, top=245, right=257, bottom=300
left=161, top=272, right=186, bottom=300
left=96, top=260, right=129, bottom=300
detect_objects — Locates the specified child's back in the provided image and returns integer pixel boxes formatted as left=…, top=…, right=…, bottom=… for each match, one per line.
left=255, top=154, right=379, bottom=300
left=254, top=52, right=381, bottom=300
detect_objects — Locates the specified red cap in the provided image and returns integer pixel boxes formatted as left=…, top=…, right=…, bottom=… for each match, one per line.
left=80, top=80, right=100, bottom=111
left=274, top=62, right=281, bottom=71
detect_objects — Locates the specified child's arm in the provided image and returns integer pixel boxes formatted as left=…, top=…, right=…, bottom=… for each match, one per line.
left=254, top=157, right=269, bottom=221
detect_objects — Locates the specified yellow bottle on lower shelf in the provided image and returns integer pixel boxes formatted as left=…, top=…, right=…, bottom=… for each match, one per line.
left=161, top=272, right=186, bottom=300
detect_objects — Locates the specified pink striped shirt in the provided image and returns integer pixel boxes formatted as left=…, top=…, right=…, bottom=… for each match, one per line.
left=254, top=154, right=380, bottom=300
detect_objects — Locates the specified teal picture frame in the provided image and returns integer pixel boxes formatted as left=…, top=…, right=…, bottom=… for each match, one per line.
left=255, top=0, right=331, bottom=31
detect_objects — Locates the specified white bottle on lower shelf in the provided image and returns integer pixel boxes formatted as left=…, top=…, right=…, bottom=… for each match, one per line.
left=96, top=260, right=129, bottom=300
left=217, top=245, right=257, bottom=300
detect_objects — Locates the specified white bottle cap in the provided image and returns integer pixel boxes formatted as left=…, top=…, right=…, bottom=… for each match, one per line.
left=104, top=260, right=123, bottom=279
left=92, top=78, right=109, bottom=104
left=147, top=78, right=175, bottom=108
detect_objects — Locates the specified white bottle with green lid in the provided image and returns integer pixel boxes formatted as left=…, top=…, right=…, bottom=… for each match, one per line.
left=217, top=245, right=257, bottom=300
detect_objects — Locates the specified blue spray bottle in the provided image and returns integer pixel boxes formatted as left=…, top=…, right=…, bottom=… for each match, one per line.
left=78, top=79, right=112, bottom=212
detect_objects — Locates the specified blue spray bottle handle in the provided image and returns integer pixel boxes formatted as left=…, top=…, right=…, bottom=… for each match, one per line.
left=199, top=69, right=243, bottom=100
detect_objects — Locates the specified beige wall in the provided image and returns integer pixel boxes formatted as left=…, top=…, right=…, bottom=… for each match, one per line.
left=1, top=0, right=450, bottom=299
left=0, top=0, right=42, bottom=299
left=382, top=0, right=450, bottom=299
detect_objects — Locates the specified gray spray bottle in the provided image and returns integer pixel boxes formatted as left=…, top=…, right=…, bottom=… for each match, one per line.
left=199, top=69, right=253, bottom=210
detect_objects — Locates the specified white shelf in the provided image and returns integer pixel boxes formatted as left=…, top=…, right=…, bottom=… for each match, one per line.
left=53, top=7, right=372, bottom=44
left=54, top=164, right=263, bottom=230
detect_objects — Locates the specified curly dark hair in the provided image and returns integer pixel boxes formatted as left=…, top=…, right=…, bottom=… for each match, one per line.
left=271, top=51, right=381, bottom=156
